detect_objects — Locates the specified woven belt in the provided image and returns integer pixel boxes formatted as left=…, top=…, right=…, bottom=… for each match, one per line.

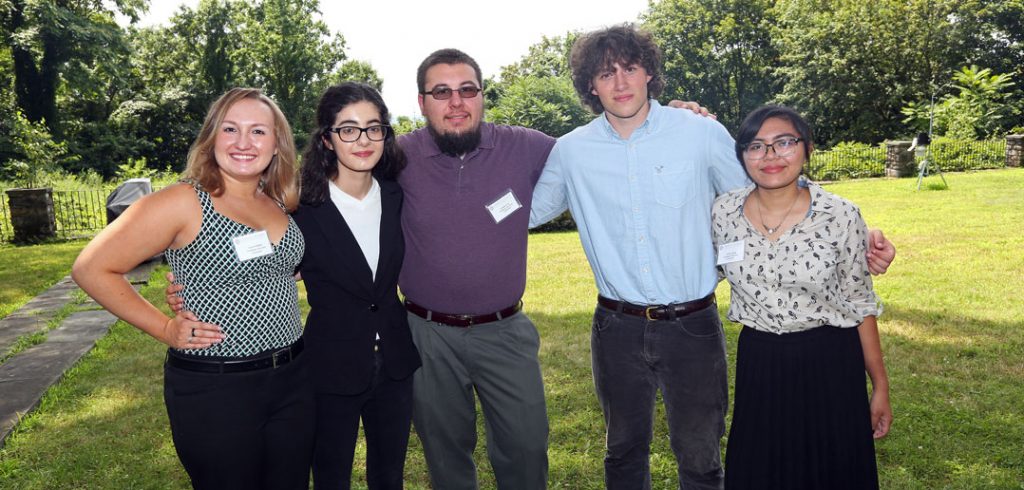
left=597, top=293, right=715, bottom=321
left=166, top=338, right=304, bottom=374
left=405, top=300, right=522, bottom=328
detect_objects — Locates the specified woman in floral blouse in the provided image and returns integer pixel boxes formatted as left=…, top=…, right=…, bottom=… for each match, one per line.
left=711, top=106, right=892, bottom=490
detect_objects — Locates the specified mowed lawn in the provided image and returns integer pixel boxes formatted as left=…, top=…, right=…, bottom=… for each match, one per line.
left=0, top=169, right=1021, bottom=489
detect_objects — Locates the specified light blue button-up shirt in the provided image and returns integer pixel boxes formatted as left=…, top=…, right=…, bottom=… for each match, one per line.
left=530, top=100, right=750, bottom=305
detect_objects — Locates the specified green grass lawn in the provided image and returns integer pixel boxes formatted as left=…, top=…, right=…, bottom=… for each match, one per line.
left=1, top=169, right=1022, bottom=489
left=0, top=239, right=89, bottom=320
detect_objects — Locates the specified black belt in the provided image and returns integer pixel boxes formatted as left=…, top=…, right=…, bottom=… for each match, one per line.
left=598, top=293, right=715, bottom=321
left=166, top=338, right=304, bottom=374
left=405, top=299, right=522, bottom=327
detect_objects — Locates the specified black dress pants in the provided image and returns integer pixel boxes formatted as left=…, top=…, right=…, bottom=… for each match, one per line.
left=163, top=353, right=315, bottom=490
left=313, top=350, right=414, bottom=490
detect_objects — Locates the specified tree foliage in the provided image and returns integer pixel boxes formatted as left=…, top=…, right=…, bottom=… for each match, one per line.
left=902, top=66, right=1019, bottom=139
left=2, top=0, right=1022, bottom=181
left=487, top=76, right=592, bottom=138
left=0, top=0, right=142, bottom=135
left=234, top=0, right=345, bottom=140
left=643, top=0, right=778, bottom=131
left=487, top=33, right=590, bottom=137
left=332, top=60, right=383, bottom=91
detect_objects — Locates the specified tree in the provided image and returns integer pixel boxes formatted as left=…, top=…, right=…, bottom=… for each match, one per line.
left=486, top=76, right=591, bottom=138
left=643, top=0, right=778, bottom=131
left=234, top=0, right=346, bottom=139
left=0, top=0, right=144, bottom=135
left=771, top=0, right=936, bottom=144
left=331, top=60, right=383, bottom=91
left=486, top=33, right=590, bottom=136
left=902, top=66, right=1018, bottom=139
left=497, top=34, right=577, bottom=81
left=391, top=115, right=424, bottom=136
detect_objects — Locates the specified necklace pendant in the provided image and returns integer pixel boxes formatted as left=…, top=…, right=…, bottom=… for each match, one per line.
left=765, top=226, right=777, bottom=234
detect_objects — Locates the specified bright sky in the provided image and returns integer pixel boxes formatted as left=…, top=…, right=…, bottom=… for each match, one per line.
left=123, top=1, right=653, bottom=119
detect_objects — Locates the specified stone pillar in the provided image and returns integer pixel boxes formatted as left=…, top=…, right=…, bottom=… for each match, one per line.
left=885, top=140, right=914, bottom=177
left=6, top=188, right=56, bottom=243
left=1006, top=134, right=1023, bottom=168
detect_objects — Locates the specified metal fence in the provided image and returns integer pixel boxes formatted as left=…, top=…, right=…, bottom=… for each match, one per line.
left=928, top=138, right=1006, bottom=171
left=807, top=138, right=1007, bottom=181
left=1, top=188, right=113, bottom=242
left=808, top=144, right=887, bottom=181
left=52, top=189, right=112, bottom=239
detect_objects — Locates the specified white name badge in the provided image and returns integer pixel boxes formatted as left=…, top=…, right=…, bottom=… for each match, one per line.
left=716, top=240, right=746, bottom=265
left=485, top=189, right=522, bottom=224
left=232, top=230, right=274, bottom=261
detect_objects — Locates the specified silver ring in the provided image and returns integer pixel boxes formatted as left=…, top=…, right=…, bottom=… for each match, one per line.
left=191, top=327, right=196, bottom=337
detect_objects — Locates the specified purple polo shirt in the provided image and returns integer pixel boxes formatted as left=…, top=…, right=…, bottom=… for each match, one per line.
left=398, top=122, right=555, bottom=314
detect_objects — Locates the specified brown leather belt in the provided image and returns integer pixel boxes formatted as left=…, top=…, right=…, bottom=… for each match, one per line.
left=405, top=299, right=522, bottom=328
left=166, top=337, right=304, bottom=373
left=597, top=293, right=715, bottom=321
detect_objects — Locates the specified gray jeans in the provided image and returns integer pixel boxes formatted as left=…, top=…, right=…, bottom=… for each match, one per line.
left=592, top=302, right=728, bottom=490
left=408, top=311, right=549, bottom=490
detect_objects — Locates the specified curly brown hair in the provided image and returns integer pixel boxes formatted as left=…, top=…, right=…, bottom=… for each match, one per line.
left=570, top=24, right=664, bottom=114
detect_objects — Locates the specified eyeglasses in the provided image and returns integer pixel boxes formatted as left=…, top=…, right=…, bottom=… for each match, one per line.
left=420, top=86, right=482, bottom=101
left=326, top=125, right=389, bottom=143
left=742, top=137, right=803, bottom=160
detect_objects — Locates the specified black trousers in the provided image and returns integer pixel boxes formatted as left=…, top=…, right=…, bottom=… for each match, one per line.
left=163, top=352, right=315, bottom=490
left=313, top=350, right=414, bottom=490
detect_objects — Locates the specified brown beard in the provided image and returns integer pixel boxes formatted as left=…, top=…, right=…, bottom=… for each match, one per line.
left=428, top=124, right=482, bottom=157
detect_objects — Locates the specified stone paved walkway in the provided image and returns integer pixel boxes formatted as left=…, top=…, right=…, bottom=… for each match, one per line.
left=0, top=259, right=160, bottom=447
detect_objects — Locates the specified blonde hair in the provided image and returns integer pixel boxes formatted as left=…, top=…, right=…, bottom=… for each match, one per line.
left=183, top=88, right=299, bottom=211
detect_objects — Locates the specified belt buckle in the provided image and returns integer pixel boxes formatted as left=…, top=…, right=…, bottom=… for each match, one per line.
left=271, top=347, right=290, bottom=368
left=644, top=306, right=658, bottom=321
left=454, top=314, right=474, bottom=327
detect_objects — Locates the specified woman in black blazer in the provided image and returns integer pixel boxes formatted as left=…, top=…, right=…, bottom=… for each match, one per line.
left=294, top=82, right=421, bottom=489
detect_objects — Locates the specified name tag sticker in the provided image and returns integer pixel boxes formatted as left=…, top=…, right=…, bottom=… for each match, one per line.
left=485, top=189, right=522, bottom=224
left=232, top=230, right=274, bottom=261
left=717, top=240, right=745, bottom=265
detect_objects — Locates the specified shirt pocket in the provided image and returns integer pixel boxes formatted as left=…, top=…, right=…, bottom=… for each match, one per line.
left=652, top=161, right=697, bottom=208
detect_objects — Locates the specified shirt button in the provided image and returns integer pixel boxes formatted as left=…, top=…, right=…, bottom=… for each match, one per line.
left=638, top=235, right=645, bottom=242
left=642, top=267, right=649, bottom=273
left=369, top=304, right=379, bottom=312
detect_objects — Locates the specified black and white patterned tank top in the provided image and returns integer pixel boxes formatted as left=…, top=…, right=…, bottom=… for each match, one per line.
left=165, top=185, right=304, bottom=357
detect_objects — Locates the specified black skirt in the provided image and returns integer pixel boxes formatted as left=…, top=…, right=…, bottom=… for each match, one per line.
left=725, top=325, right=879, bottom=490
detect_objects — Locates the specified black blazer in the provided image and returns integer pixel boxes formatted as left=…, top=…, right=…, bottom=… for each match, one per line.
left=293, top=179, right=420, bottom=395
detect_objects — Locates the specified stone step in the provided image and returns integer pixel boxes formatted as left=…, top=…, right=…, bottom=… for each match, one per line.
left=0, top=309, right=118, bottom=447
left=0, top=277, right=79, bottom=355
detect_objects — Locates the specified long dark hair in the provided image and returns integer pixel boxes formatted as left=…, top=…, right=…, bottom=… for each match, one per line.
left=300, top=82, right=406, bottom=206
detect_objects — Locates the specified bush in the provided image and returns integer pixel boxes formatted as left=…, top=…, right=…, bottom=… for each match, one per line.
left=807, top=142, right=885, bottom=181
left=928, top=137, right=1005, bottom=171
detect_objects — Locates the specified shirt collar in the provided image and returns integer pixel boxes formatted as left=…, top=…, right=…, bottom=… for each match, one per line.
left=328, top=176, right=380, bottom=207
left=726, top=178, right=834, bottom=218
left=599, top=99, right=660, bottom=140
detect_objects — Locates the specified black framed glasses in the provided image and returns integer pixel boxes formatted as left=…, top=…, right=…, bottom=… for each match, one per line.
left=742, top=137, right=803, bottom=160
left=326, top=125, right=389, bottom=143
left=420, top=86, right=482, bottom=101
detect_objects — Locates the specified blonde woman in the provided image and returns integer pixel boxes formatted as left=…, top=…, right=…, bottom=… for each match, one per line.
left=73, top=88, right=313, bottom=489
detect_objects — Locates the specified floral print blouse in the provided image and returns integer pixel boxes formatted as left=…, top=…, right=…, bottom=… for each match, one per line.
left=711, top=181, right=882, bottom=334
